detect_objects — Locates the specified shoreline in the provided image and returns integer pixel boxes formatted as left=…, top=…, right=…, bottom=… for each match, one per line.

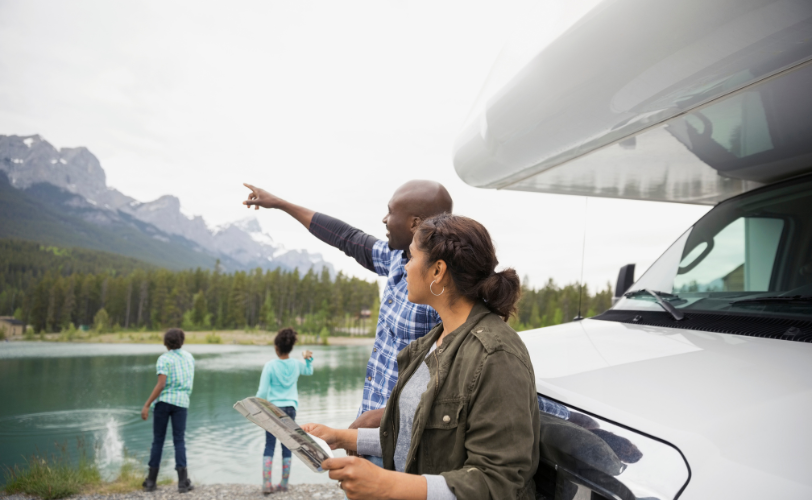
left=2, top=332, right=375, bottom=347
left=1, top=483, right=344, bottom=500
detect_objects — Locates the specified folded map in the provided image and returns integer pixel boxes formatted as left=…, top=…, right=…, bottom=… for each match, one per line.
left=233, top=397, right=334, bottom=473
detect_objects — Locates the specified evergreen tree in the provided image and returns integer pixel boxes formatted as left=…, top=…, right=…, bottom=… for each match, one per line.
left=60, top=276, right=76, bottom=329
left=45, top=277, right=59, bottom=332
left=553, top=308, right=563, bottom=325
left=78, top=274, right=93, bottom=327
left=259, top=291, right=277, bottom=330
left=528, top=303, right=542, bottom=329
left=191, top=291, right=208, bottom=327
left=164, top=284, right=182, bottom=327
left=151, top=272, right=169, bottom=328
left=136, top=278, right=148, bottom=327
left=93, top=308, right=110, bottom=333
left=228, top=272, right=248, bottom=328
left=29, top=278, right=49, bottom=333
left=124, top=279, right=133, bottom=328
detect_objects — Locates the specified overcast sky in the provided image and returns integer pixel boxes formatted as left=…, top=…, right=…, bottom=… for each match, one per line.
left=0, top=0, right=710, bottom=291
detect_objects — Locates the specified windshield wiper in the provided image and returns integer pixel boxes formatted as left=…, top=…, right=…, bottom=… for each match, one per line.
left=624, top=289, right=685, bottom=321
left=730, top=295, right=812, bottom=306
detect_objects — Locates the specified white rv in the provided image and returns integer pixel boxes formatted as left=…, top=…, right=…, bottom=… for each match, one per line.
left=453, top=1, right=812, bottom=499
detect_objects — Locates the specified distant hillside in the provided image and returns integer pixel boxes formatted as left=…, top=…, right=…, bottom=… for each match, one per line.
left=0, top=239, right=155, bottom=297
left=0, top=171, right=221, bottom=270
left=0, top=134, right=334, bottom=275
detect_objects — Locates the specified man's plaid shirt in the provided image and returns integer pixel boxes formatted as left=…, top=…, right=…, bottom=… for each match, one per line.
left=360, top=240, right=440, bottom=416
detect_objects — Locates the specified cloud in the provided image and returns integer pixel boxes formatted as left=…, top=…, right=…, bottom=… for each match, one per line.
left=0, top=0, right=710, bottom=290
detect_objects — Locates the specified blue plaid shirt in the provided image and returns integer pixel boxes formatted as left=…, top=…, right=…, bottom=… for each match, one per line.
left=538, top=395, right=569, bottom=420
left=360, top=240, right=441, bottom=416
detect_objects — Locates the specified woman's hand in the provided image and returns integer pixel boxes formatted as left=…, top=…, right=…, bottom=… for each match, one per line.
left=300, top=423, right=337, bottom=448
left=141, top=405, right=150, bottom=421
left=323, top=457, right=427, bottom=500
left=324, top=456, right=390, bottom=499
left=301, top=423, right=355, bottom=451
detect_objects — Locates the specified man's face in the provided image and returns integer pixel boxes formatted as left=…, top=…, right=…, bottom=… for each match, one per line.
left=382, top=196, right=417, bottom=251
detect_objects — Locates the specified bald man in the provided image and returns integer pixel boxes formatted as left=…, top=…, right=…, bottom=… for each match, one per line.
left=243, top=181, right=452, bottom=434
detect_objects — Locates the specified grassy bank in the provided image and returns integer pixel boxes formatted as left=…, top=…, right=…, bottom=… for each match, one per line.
left=3, top=445, right=170, bottom=500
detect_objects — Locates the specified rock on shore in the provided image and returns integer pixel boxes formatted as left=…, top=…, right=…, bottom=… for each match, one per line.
left=1, top=483, right=344, bottom=500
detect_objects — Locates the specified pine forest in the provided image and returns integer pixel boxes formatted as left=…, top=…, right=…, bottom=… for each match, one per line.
left=1, top=239, right=613, bottom=336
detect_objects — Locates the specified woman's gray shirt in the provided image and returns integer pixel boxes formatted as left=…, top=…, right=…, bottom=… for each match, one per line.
left=357, top=344, right=455, bottom=500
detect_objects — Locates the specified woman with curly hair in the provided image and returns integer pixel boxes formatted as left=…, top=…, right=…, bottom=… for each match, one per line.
left=256, top=328, right=314, bottom=494
left=304, top=213, right=540, bottom=500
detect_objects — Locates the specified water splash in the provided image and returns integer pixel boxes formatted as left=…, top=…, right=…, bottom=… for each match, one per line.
left=97, top=417, right=124, bottom=478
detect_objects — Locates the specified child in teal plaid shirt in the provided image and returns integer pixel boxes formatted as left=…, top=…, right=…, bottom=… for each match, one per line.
left=141, top=328, right=195, bottom=493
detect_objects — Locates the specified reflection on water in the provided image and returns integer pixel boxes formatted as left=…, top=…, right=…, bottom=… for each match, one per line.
left=0, top=342, right=369, bottom=486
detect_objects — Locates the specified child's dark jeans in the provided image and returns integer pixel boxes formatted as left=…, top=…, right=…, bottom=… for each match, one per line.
left=149, top=402, right=188, bottom=468
left=264, top=406, right=296, bottom=459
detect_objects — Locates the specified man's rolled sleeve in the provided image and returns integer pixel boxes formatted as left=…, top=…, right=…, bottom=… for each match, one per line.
left=308, top=213, right=379, bottom=272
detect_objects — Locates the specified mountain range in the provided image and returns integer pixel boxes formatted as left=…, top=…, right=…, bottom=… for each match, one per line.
left=0, top=134, right=333, bottom=273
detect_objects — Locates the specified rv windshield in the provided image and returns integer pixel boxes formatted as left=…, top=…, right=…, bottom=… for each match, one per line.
left=615, top=175, right=812, bottom=319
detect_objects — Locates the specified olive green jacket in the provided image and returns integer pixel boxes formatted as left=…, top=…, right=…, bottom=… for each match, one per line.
left=380, top=301, right=540, bottom=500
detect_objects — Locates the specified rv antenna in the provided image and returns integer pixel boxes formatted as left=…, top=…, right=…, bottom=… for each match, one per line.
left=575, top=197, right=588, bottom=321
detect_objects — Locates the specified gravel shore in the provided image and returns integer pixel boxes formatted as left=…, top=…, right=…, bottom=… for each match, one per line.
left=1, top=483, right=344, bottom=500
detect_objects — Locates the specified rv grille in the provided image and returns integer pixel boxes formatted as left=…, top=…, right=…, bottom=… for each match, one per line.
left=592, top=310, right=812, bottom=343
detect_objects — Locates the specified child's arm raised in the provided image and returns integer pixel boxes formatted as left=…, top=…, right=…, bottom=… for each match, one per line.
left=300, top=351, right=314, bottom=375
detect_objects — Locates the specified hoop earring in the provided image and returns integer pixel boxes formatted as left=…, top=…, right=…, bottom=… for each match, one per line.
left=430, top=280, right=445, bottom=297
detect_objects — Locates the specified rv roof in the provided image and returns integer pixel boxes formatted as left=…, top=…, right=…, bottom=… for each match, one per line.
left=453, top=0, right=812, bottom=205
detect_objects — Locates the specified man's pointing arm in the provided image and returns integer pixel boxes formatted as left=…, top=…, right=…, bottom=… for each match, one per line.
left=243, top=183, right=378, bottom=273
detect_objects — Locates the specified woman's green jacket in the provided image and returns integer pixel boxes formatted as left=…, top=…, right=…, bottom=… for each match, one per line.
left=380, top=301, right=540, bottom=499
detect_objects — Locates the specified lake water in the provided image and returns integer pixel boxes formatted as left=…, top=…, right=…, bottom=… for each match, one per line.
left=0, top=342, right=370, bottom=487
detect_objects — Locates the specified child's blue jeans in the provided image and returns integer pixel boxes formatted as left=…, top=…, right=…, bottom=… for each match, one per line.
left=149, top=402, right=187, bottom=468
left=264, top=406, right=296, bottom=459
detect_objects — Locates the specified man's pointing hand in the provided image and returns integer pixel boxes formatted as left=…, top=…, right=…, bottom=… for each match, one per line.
left=243, top=183, right=283, bottom=210
left=242, top=183, right=315, bottom=228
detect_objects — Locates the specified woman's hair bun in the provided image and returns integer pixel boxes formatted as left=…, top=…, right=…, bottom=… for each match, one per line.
left=476, top=268, right=521, bottom=320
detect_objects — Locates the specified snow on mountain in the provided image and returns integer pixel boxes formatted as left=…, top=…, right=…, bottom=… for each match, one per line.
left=0, top=134, right=334, bottom=274
left=210, top=217, right=331, bottom=274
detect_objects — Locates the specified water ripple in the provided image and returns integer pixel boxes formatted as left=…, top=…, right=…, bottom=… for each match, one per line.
left=0, top=408, right=141, bottom=437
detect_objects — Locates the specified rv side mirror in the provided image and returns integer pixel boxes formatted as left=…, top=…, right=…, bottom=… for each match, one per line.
left=613, top=264, right=636, bottom=306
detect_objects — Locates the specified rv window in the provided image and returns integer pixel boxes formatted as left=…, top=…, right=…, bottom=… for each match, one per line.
left=674, top=217, right=784, bottom=293
left=615, top=175, right=812, bottom=319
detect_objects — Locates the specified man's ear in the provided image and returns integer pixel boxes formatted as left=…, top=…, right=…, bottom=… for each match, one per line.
left=409, top=217, right=422, bottom=233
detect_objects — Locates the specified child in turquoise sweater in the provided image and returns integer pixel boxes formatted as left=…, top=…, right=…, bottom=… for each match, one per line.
left=256, top=328, right=313, bottom=494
